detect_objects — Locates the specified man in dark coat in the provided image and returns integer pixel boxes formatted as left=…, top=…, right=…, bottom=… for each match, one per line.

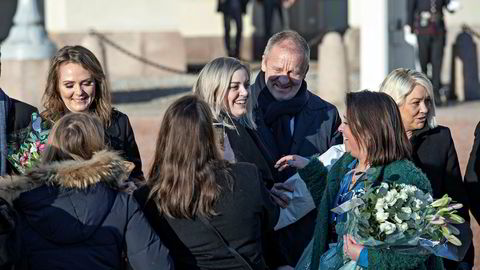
left=407, top=0, right=457, bottom=104
left=252, top=30, right=342, bottom=268
left=0, top=50, right=38, bottom=176
left=217, top=0, right=249, bottom=58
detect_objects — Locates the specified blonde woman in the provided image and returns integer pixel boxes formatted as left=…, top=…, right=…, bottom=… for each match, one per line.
left=193, top=57, right=276, bottom=188
left=380, top=68, right=473, bottom=269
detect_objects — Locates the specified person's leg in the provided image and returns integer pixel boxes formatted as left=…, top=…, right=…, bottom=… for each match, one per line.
left=223, top=9, right=232, bottom=56
left=417, top=34, right=431, bottom=75
left=263, top=0, right=275, bottom=46
left=230, top=0, right=243, bottom=58
left=274, top=0, right=284, bottom=29
left=431, top=34, right=446, bottom=103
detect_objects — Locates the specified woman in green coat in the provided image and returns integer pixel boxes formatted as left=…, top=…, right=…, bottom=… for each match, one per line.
left=276, top=90, right=444, bottom=270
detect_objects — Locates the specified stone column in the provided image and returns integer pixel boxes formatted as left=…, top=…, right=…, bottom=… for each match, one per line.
left=360, top=0, right=388, bottom=90
left=317, top=32, right=349, bottom=115
left=1, top=0, right=56, bottom=60
left=0, top=0, right=56, bottom=109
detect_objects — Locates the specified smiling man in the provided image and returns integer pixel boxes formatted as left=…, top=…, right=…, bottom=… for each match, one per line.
left=251, top=30, right=343, bottom=268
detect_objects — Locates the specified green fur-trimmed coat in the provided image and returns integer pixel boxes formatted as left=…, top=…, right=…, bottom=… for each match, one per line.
left=298, top=153, right=445, bottom=270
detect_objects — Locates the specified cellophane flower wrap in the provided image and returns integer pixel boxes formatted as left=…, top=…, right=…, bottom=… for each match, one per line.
left=7, top=112, right=51, bottom=174
left=333, top=182, right=470, bottom=269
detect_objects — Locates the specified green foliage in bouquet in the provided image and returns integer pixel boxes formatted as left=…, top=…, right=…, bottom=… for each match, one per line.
left=7, top=113, right=51, bottom=174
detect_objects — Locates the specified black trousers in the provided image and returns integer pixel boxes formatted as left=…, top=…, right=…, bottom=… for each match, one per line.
left=222, top=0, right=243, bottom=58
left=263, top=0, right=284, bottom=45
left=417, top=34, right=446, bottom=101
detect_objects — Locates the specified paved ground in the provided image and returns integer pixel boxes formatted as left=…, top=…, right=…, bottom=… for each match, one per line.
left=113, top=72, right=480, bottom=268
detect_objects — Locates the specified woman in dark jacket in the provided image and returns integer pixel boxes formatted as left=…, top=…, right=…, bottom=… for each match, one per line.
left=380, top=68, right=474, bottom=270
left=134, top=95, right=279, bottom=270
left=40, top=45, right=144, bottom=182
left=0, top=113, right=172, bottom=269
left=465, top=122, right=480, bottom=222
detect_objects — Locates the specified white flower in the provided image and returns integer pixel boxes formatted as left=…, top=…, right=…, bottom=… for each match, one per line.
left=414, top=199, right=423, bottom=209
left=376, top=210, right=389, bottom=223
left=381, top=182, right=389, bottom=189
left=398, top=191, right=408, bottom=201
left=385, top=190, right=399, bottom=206
left=394, top=214, right=403, bottom=224
left=396, top=222, right=408, bottom=232
left=375, top=198, right=386, bottom=211
left=380, top=221, right=396, bottom=235
left=401, top=207, right=412, bottom=214
left=403, top=185, right=418, bottom=194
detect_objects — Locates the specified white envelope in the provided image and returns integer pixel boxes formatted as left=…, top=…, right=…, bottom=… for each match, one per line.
left=274, top=144, right=345, bottom=230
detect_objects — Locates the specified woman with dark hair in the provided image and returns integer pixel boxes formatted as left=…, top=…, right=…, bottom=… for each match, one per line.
left=380, top=68, right=474, bottom=270
left=41, top=45, right=144, bottom=182
left=134, top=95, right=279, bottom=270
left=0, top=113, right=172, bottom=269
left=276, top=91, right=443, bottom=270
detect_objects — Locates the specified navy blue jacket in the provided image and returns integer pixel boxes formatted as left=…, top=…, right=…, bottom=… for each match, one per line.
left=0, top=151, right=172, bottom=270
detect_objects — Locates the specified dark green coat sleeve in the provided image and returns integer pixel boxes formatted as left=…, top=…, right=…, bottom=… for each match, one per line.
left=298, top=156, right=328, bottom=206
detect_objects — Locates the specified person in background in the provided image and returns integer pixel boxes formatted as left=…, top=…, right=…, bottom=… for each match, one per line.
left=134, top=95, right=279, bottom=270
left=217, top=0, right=249, bottom=58
left=40, top=45, right=144, bottom=182
left=380, top=68, right=474, bottom=270
left=0, top=49, right=38, bottom=176
left=406, top=0, right=458, bottom=105
left=252, top=30, right=342, bottom=267
left=277, top=90, right=443, bottom=270
left=0, top=112, right=172, bottom=269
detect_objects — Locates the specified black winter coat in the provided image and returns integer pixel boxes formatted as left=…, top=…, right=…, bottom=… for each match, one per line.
left=251, top=72, right=343, bottom=266
left=134, top=162, right=279, bottom=270
left=0, top=151, right=172, bottom=270
left=411, top=125, right=474, bottom=268
left=465, top=122, right=480, bottom=221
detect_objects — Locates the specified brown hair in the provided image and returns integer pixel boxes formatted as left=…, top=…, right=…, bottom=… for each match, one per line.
left=346, top=90, right=411, bottom=166
left=147, top=95, right=232, bottom=219
left=43, top=112, right=105, bottom=162
left=41, top=45, right=112, bottom=126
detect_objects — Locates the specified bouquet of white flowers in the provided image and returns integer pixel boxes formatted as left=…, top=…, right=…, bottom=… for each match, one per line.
left=332, top=182, right=472, bottom=269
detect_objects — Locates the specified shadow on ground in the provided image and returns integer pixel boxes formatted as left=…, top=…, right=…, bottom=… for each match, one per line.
left=112, top=86, right=191, bottom=104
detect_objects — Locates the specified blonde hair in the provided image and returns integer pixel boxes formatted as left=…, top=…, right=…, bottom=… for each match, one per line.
left=379, top=68, right=437, bottom=129
left=41, top=45, right=113, bottom=127
left=192, top=57, right=256, bottom=129
left=43, top=112, right=105, bottom=162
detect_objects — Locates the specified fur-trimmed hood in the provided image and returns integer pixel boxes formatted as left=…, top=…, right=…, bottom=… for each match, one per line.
left=0, top=150, right=133, bottom=205
left=0, top=150, right=134, bottom=244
